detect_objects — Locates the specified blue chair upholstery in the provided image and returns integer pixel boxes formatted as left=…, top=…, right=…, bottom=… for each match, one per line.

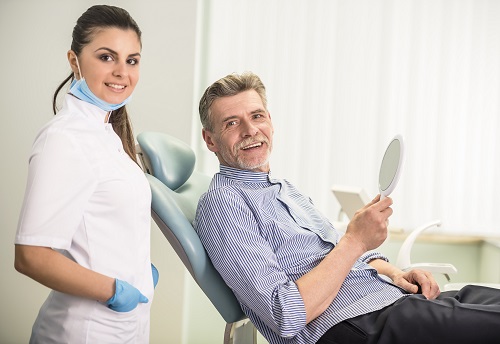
left=137, top=132, right=256, bottom=343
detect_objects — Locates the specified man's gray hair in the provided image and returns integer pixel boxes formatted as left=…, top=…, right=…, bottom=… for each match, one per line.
left=199, top=72, right=267, bottom=131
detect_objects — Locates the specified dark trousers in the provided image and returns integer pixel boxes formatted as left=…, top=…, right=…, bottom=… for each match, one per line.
left=317, top=285, right=500, bottom=344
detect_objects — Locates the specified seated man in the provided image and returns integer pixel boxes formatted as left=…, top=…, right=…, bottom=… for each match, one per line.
left=194, top=72, right=500, bottom=344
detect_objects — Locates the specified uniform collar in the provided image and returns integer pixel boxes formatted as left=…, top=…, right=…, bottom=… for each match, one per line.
left=64, top=93, right=111, bottom=124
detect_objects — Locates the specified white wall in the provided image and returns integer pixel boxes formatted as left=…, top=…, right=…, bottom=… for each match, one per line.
left=0, top=0, right=199, bottom=343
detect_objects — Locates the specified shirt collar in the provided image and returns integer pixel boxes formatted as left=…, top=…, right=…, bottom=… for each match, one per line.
left=219, top=165, right=277, bottom=183
left=65, top=93, right=110, bottom=124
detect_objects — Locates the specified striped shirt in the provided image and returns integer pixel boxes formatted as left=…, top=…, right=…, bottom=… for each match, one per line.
left=194, top=166, right=406, bottom=344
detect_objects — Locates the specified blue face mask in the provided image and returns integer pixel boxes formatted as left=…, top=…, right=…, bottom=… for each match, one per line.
left=69, top=78, right=131, bottom=111
left=69, top=56, right=132, bottom=112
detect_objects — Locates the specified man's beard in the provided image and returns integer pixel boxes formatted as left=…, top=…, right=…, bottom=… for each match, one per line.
left=219, top=135, right=272, bottom=171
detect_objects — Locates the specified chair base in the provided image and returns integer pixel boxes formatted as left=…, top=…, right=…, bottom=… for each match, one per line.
left=224, top=319, right=257, bottom=344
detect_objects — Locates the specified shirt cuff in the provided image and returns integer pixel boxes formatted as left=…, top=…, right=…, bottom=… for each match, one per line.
left=360, top=251, right=389, bottom=264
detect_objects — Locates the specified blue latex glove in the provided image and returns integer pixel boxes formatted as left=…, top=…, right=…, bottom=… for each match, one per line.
left=106, top=279, right=148, bottom=312
left=151, top=263, right=159, bottom=288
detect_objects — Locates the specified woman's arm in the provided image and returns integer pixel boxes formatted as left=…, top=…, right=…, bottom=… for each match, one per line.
left=14, top=244, right=115, bottom=302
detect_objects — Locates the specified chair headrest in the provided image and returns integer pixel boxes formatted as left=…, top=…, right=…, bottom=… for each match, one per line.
left=137, top=132, right=196, bottom=190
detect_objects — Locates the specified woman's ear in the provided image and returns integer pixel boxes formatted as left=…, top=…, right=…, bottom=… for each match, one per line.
left=67, top=50, right=80, bottom=79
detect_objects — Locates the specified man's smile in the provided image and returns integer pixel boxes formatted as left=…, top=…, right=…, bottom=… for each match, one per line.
left=241, top=142, right=263, bottom=150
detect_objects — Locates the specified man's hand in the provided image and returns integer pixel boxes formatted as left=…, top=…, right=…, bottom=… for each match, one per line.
left=344, top=195, right=393, bottom=252
left=392, top=269, right=441, bottom=299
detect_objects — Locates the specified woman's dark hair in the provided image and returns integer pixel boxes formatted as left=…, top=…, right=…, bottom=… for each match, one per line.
left=53, top=5, right=142, bottom=162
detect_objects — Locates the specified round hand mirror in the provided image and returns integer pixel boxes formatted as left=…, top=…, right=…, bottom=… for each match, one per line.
left=379, top=134, right=404, bottom=199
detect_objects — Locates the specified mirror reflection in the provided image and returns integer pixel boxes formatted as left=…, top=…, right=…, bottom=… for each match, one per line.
left=379, top=138, right=401, bottom=192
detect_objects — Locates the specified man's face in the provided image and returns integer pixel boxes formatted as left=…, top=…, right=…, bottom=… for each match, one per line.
left=202, top=89, right=274, bottom=172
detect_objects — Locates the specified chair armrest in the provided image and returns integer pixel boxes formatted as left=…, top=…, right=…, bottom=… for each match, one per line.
left=395, top=220, right=458, bottom=280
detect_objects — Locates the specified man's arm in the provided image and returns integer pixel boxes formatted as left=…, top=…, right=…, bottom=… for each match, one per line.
left=368, top=258, right=440, bottom=299
left=295, top=195, right=393, bottom=323
left=196, top=189, right=310, bottom=337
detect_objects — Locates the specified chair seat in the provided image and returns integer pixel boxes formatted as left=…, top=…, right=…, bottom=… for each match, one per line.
left=444, top=282, right=500, bottom=292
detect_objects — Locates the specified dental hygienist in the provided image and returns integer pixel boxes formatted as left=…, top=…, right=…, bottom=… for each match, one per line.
left=14, top=5, right=158, bottom=343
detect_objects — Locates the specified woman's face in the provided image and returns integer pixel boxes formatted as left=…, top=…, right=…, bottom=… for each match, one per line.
left=68, top=28, right=141, bottom=104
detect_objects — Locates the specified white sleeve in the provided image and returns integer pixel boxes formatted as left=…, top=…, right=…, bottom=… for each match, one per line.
left=16, top=127, right=97, bottom=249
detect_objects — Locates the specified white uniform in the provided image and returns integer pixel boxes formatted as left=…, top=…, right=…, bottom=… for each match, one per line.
left=16, top=94, right=153, bottom=343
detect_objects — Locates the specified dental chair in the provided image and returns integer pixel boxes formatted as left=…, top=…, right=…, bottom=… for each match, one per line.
left=395, top=220, right=458, bottom=279
left=136, top=132, right=257, bottom=344
left=395, top=220, right=459, bottom=287
left=395, top=219, right=500, bottom=291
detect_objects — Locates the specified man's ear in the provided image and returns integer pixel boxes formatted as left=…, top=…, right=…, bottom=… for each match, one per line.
left=67, top=50, right=80, bottom=79
left=202, top=128, right=218, bottom=153
left=268, top=111, right=275, bottom=135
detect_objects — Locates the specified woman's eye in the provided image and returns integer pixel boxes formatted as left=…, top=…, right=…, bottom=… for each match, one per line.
left=100, top=55, right=113, bottom=62
left=127, top=58, right=139, bottom=65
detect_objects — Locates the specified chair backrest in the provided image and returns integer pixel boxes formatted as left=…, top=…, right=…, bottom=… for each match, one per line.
left=137, top=131, right=246, bottom=324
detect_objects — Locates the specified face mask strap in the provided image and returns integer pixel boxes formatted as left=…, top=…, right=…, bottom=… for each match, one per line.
left=74, top=55, right=83, bottom=80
